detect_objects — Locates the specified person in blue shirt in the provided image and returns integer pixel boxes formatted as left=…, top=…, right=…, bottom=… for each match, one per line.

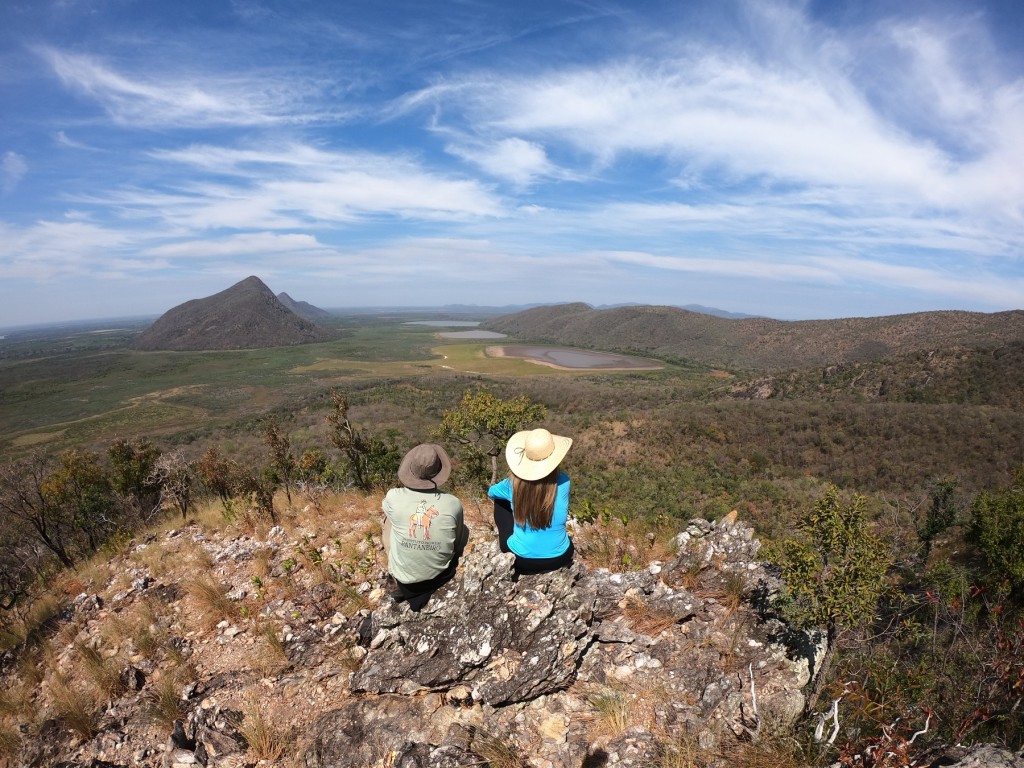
left=488, top=427, right=574, bottom=574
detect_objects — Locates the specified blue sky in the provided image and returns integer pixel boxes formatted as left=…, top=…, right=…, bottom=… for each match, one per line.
left=1, top=0, right=1023, bottom=326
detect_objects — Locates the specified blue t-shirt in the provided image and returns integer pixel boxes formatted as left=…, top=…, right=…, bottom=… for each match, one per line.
left=488, top=472, right=571, bottom=559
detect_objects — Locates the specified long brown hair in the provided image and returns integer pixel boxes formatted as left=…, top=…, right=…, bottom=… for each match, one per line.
left=511, top=469, right=558, bottom=529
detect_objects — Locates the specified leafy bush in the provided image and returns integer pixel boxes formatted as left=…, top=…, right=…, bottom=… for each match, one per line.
left=968, top=467, right=1024, bottom=599
left=772, top=486, right=891, bottom=711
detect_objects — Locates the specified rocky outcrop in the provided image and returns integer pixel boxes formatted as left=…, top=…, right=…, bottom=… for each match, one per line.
left=353, top=545, right=592, bottom=704
left=13, top=481, right=1023, bottom=768
left=303, top=515, right=812, bottom=768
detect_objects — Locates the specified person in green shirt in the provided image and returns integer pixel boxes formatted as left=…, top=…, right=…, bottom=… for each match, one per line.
left=382, top=443, right=468, bottom=611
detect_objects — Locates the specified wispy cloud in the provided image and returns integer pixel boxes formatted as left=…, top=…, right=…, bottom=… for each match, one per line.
left=1, top=152, right=27, bottom=195
left=38, top=47, right=332, bottom=128
left=104, top=143, right=507, bottom=228
left=0, top=220, right=137, bottom=279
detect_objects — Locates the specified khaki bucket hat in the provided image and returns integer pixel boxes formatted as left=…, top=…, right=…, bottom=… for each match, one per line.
left=397, top=443, right=452, bottom=490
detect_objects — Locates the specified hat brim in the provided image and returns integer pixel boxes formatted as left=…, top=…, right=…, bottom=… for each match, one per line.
left=505, top=430, right=572, bottom=481
left=397, top=444, right=452, bottom=490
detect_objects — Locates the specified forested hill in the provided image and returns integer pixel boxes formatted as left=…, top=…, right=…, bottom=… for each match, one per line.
left=481, top=303, right=1024, bottom=371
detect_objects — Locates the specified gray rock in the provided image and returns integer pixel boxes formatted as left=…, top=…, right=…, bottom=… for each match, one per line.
left=352, top=541, right=594, bottom=705
left=298, top=697, right=450, bottom=768
left=931, top=744, right=1024, bottom=768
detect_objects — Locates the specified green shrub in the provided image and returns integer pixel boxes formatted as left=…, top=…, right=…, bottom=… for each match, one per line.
left=968, top=468, right=1024, bottom=599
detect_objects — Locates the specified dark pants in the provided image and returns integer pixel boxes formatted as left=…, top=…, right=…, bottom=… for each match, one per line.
left=392, top=558, right=459, bottom=611
left=492, top=498, right=574, bottom=575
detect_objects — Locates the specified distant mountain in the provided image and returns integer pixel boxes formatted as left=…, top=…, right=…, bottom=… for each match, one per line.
left=678, top=304, right=760, bottom=319
left=277, top=292, right=333, bottom=322
left=136, top=276, right=337, bottom=351
left=594, top=302, right=760, bottom=319
left=481, top=303, right=1024, bottom=371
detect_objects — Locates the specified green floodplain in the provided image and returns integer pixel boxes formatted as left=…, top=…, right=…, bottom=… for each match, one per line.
left=0, top=312, right=680, bottom=456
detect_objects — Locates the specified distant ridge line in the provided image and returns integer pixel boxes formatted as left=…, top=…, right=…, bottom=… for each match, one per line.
left=481, top=303, right=1024, bottom=370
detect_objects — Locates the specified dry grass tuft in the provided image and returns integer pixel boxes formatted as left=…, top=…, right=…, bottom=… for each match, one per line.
left=719, top=737, right=809, bottom=768
left=130, top=539, right=179, bottom=579
left=588, top=686, right=631, bottom=738
left=252, top=547, right=274, bottom=579
left=184, top=575, right=234, bottom=629
left=0, top=725, right=20, bottom=762
left=237, top=693, right=294, bottom=762
left=472, top=728, right=525, bottom=768
left=694, top=569, right=747, bottom=614
left=586, top=680, right=667, bottom=740
left=54, top=616, right=86, bottom=649
left=622, top=596, right=681, bottom=638
left=75, top=641, right=125, bottom=700
left=335, top=581, right=370, bottom=614
left=48, top=671, right=99, bottom=741
left=656, top=732, right=705, bottom=768
left=191, top=498, right=233, bottom=531
left=182, top=539, right=215, bottom=571
left=120, top=597, right=168, bottom=659
left=16, top=645, right=46, bottom=688
left=0, top=685, right=27, bottom=719
left=0, top=594, right=66, bottom=651
left=575, top=516, right=678, bottom=572
left=253, top=622, right=289, bottom=677
left=143, top=672, right=185, bottom=729
left=0, top=682, right=35, bottom=733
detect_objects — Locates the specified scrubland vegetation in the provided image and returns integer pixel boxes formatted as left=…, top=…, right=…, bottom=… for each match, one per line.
left=0, top=313, right=1021, bottom=765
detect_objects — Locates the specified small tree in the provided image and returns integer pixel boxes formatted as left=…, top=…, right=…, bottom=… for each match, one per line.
left=435, top=390, right=547, bottom=486
left=149, top=451, right=195, bottom=521
left=196, top=446, right=237, bottom=511
left=235, top=467, right=278, bottom=524
left=107, top=437, right=162, bottom=516
left=0, top=453, right=75, bottom=568
left=42, top=449, right=116, bottom=554
left=918, top=477, right=958, bottom=556
left=774, top=486, right=891, bottom=712
left=261, top=416, right=297, bottom=505
left=326, top=391, right=401, bottom=492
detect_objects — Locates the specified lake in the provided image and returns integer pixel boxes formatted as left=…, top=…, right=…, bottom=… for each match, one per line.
left=487, top=345, right=662, bottom=370
left=439, top=330, right=508, bottom=339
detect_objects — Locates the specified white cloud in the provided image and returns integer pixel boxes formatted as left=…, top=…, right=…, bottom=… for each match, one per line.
left=2, top=152, right=27, bottom=195
left=55, top=131, right=100, bottom=151
left=143, top=232, right=327, bottom=259
left=114, top=143, right=506, bottom=228
left=39, top=48, right=330, bottom=128
left=446, top=137, right=554, bottom=186
left=0, top=220, right=138, bottom=279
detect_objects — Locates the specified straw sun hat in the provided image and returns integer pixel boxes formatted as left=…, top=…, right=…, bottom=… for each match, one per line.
left=505, top=428, right=572, bottom=481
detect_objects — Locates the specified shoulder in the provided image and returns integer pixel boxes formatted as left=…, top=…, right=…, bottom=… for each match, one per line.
left=556, top=472, right=571, bottom=487
left=488, top=477, right=512, bottom=498
left=439, top=491, right=463, bottom=509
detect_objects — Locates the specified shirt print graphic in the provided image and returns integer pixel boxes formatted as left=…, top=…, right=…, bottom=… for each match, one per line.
left=408, top=500, right=440, bottom=540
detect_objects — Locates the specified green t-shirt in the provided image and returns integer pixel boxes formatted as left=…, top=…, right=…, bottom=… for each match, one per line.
left=383, top=487, right=464, bottom=584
